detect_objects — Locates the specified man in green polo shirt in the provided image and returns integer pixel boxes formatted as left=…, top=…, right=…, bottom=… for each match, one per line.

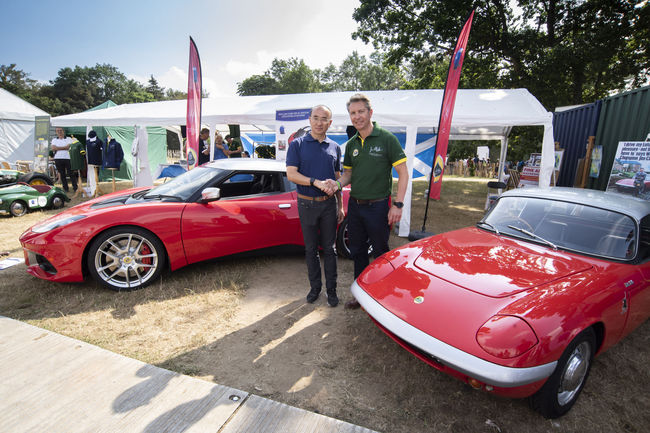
left=336, top=93, right=408, bottom=309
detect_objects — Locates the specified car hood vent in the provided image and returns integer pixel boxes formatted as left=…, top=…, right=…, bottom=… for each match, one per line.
left=413, top=228, right=592, bottom=298
left=90, top=195, right=130, bottom=209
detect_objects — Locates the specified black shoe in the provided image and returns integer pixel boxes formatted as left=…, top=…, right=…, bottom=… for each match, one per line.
left=306, top=289, right=321, bottom=303
left=327, top=292, right=339, bottom=307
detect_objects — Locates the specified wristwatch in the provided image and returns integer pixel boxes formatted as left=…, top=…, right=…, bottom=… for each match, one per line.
left=393, top=201, right=404, bottom=209
left=310, top=177, right=315, bottom=186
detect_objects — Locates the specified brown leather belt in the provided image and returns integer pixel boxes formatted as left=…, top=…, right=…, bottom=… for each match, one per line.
left=351, top=197, right=387, bottom=205
left=297, top=193, right=332, bottom=202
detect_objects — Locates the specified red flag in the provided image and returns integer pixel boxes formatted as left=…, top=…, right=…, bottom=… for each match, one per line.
left=429, top=10, right=474, bottom=199
left=186, top=36, right=202, bottom=169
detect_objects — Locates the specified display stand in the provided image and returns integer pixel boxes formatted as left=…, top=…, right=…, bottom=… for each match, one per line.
left=108, top=168, right=117, bottom=192
left=83, top=165, right=103, bottom=198
left=72, top=170, right=82, bottom=198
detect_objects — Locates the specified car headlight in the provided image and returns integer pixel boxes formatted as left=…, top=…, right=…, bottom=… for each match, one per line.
left=31, top=215, right=87, bottom=233
left=476, top=315, right=538, bottom=359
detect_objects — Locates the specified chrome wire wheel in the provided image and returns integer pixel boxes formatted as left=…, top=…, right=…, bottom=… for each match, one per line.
left=557, top=341, right=591, bottom=406
left=92, top=231, right=160, bottom=290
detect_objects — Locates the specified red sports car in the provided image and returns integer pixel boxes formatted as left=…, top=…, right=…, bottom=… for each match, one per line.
left=352, top=187, right=650, bottom=418
left=20, top=159, right=351, bottom=291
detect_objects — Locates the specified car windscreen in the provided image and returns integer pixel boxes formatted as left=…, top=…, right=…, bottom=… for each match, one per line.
left=482, top=196, right=637, bottom=260
left=145, top=166, right=227, bottom=201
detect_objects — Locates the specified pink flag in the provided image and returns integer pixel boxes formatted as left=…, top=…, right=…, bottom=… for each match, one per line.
left=186, top=36, right=202, bottom=169
left=429, top=10, right=474, bottom=199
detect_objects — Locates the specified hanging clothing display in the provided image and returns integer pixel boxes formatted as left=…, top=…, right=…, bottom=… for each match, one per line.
left=86, top=131, right=104, bottom=166
left=69, top=137, right=86, bottom=171
left=132, top=126, right=153, bottom=187
left=103, top=138, right=124, bottom=169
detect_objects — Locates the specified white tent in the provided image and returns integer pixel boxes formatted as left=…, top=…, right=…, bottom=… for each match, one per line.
left=0, top=88, right=49, bottom=164
left=52, top=89, right=554, bottom=236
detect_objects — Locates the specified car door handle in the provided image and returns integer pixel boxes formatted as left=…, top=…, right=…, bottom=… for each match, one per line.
left=278, top=204, right=291, bottom=209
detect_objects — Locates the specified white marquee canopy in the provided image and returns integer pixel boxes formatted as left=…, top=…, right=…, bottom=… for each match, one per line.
left=53, top=89, right=554, bottom=236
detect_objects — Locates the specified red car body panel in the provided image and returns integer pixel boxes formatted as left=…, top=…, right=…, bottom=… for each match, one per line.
left=180, top=191, right=302, bottom=264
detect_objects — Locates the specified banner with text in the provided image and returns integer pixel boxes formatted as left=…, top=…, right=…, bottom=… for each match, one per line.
left=606, top=141, right=650, bottom=200
left=275, top=108, right=311, bottom=161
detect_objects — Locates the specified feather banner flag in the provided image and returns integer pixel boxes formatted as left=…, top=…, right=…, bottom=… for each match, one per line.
left=428, top=10, right=474, bottom=199
left=186, top=36, right=202, bottom=169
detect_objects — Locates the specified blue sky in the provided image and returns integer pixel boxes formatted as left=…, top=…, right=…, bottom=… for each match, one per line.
left=1, top=0, right=373, bottom=96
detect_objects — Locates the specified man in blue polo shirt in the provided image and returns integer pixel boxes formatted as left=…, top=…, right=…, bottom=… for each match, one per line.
left=286, top=105, right=344, bottom=307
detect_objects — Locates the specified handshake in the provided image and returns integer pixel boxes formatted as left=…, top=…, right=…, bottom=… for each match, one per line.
left=316, top=178, right=340, bottom=196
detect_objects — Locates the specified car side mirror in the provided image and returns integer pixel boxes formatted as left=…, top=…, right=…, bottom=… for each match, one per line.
left=200, top=187, right=221, bottom=203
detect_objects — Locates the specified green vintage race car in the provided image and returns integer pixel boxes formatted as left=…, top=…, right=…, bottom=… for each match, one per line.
left=0, top=169, right=54, bottom=186
left=0, top=183, right=69, bottom=217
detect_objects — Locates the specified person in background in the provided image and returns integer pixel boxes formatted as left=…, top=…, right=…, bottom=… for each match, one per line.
left=225, top=134, right=243, bottom=158
left=335, top=93, right=408, bottom=309
left=286, top=105, right=344, bottom=308
left=242, top=151, right=250, bottom=158
left=198, top=128, right=211, bottom=165
left=51, top=127, right=77, bottom=193
left=214, top=133, right=230, bottom=160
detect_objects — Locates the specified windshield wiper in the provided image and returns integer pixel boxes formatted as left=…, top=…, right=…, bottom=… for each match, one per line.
left=507, top=225, right=557, bottom=250
left=143, top=193, right=182, bottom=201
left=131, top=189, right=151, bottom=199
left=477, top=221, right=499, bottom=235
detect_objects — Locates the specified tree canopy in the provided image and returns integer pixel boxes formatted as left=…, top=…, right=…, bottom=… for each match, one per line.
left=237, top=52, right=405, bottom=96
left=352, top=0, right=649, bottom=110
left=0, top=63, right=187, bottom=116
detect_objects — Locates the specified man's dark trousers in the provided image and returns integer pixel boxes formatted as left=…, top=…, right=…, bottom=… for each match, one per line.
left=54, top=158, right=77, bottom=192
left=298, top=197, right=338, bottom=294
left=348, top=198, right=390, bottom=279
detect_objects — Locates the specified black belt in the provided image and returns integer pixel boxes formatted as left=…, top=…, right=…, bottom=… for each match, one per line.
left=351, top=197, right=387, bottom=205
left=297, top=193, right=332, bottom=202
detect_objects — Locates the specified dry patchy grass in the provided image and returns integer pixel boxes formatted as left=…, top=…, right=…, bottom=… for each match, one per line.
left=1, top=176, right=648, bottom=433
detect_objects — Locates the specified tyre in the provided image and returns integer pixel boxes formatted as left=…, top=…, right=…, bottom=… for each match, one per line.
left=10, top=200, right=28, bottom=217
left=87, top=227, right=165, bottom=291
left=18, top=171, right=53, bottom=186
left=530, top=328, right=596, bottom=418
left=51, top=194, right=66, bottom=209
left=336, top=217, right=372, bottom=259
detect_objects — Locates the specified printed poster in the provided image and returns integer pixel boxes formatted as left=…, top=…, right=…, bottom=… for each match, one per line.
left=275, top=108, right=311, bottom=161
left=606, top=141, right=650, bottom=200
left=589, top=145, right=603, bottom=178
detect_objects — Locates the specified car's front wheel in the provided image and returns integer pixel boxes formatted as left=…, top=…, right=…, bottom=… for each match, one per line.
left=530, top=327, right=596, bottom=418
left=88, top=227, right=165, bottom=291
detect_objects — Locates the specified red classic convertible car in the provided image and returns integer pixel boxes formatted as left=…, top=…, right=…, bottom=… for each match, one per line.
left=20, top=159, right=351, bottom=291
left=352, top=187, right=650, bottom=418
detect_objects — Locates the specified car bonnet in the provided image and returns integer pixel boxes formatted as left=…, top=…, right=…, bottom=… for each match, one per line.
left=412, top=227, right=592, bottom=298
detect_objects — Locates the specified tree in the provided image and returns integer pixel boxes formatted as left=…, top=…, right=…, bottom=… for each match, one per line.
left=321, top=52, right=405, bottom=91
left=0, top=64, right=37, bottom=97
left=237, top=52, right=406, bottom=96
left=237, top=74, right=279, bottom=96
left=352, top=0, right=649, bottom=109
left=146, top=75, right=165, bottom=100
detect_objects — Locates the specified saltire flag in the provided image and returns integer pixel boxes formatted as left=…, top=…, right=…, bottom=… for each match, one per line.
left=429, top=10, right=475, bottom=199
left=186, top=36, right=202, bottom=169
